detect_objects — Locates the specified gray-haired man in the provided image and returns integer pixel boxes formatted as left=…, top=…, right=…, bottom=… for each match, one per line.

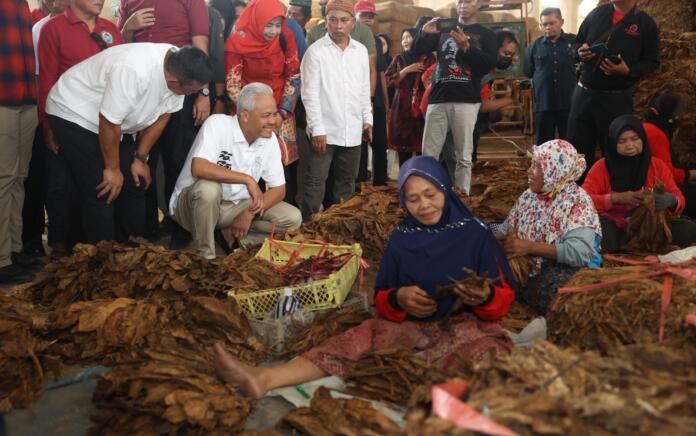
left=170, top=83, right=302, bottom=259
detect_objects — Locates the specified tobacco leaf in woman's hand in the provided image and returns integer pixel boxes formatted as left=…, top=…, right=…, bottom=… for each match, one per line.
left=453, top=282, right=491, bottom=306
left=396, top=286, right=438, bottom=318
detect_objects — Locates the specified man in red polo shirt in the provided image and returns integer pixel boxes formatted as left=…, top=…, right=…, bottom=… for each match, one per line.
left=37, top=0, right=124, bottom=252
left=118, top=0, right=212, bottom=244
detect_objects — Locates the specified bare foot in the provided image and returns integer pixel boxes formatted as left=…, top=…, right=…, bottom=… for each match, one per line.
left=213, top=343, right=267, bottom=399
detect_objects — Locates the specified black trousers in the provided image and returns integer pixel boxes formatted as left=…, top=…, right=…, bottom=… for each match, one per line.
left=680, top=183, right=696, bottom=219
left=48, top=115, right=145, bottom=246
left=535, top=110, right=570, bottom=145
left=567, top=85, right=633, bottom=182
left=357, top=105, right=388, bottom=186
left=145, top=94, right=198, bottom=237
left=21, top=126, right=47, bottom=246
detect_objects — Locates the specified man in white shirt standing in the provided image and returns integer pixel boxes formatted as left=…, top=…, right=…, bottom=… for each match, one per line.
left=46, top=44, right=212, bottom=246
left=170, top=83, right=302, bottom=260
left=300, top=0, right=372, bottom=221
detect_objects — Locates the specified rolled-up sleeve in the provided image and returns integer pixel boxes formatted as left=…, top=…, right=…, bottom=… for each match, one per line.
left=556, top=227, right=598, bottom=268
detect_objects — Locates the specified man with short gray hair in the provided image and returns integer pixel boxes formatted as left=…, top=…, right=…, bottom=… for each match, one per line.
left=170, top=83, right=302, bottom=259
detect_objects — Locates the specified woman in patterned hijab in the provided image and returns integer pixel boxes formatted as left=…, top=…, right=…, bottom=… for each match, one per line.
left=494, top=140, right=602, bottom=315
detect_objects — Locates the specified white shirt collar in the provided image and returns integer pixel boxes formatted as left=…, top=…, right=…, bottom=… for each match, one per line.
left=320, top=32, right=356, bottom=50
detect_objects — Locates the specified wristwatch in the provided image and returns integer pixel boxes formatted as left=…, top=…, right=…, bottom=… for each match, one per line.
left=199, top=87, right=210, bottom=97
left=133, top=151, right=149, bottom=163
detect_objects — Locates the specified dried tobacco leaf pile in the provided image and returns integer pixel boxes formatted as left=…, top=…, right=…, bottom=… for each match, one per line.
left=624, top=182, right=673, bottom=252
left=0, top=295, right=50, bottom=412
left=462, top=340, right=696, bottom=435
left=277, top=308, right=370, bottom=359
left=461, top=159, right=530, bottom=224
left=341, top=348, right=449, bottom=405
left=286, top=185, right=404, bottom=260
left=282, top=386, right=402, bottom=436
left=287, top=160, right=529, bottom=260
left=634, top=24, right=696, bottom=166
left=91, top=335, right=254, bottom=435
left=27, top=241, right=282, bottom=308
left=636, top=0, right=696, bottom=33
left=546, top=264, right=696, bottom=354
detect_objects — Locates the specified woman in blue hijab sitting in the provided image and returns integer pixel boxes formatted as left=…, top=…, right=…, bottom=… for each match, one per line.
left=213, top=156, right=516, bottom=399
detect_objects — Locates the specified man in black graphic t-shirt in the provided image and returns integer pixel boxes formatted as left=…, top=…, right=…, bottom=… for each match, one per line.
left=411, top=0, right=497, bottom=194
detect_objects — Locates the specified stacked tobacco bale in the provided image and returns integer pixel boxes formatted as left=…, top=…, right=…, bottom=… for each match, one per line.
left=633, top=0, right=696, bottom=165
left=374, top=0, right=437, bottom=56
left=636, top=0, right=696, bottom=34
left=0, top=295, right=51, bottom=412
left=546, top=263, right=696, bottom=354
left=288, top=160, right=529, bottom=260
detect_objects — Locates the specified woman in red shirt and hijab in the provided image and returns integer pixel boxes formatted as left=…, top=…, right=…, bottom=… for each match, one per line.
left=224, top=0, right=301, bottom=186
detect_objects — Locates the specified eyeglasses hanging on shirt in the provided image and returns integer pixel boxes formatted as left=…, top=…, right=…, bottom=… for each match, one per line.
left=90, top=32, right=109, bottom=51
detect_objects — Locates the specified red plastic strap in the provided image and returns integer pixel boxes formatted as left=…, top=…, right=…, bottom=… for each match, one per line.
left=685, top=314, right=696, bottom=327
left=658, top=274, right=673, bottom=343
left=431, top=380, right=518, bottom=436
left=602, top=254, right=653, bottom=266
left=558, top=270, right=665, bottom=294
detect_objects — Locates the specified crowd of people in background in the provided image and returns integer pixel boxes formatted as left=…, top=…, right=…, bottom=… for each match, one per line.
left=1, top=0, right=695, bottom=287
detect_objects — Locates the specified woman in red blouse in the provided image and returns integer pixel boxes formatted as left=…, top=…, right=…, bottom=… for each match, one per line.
left=643, top=93, right=696, bottom=218
left=582, top=115, right=696, bottom=252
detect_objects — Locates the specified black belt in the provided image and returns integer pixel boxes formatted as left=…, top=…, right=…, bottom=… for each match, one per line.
left=577, top=82, right=631, bottom=94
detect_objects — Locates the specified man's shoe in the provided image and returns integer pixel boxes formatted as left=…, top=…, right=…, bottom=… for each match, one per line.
left=169, top=222, right=192, bottom=250
left=22, top=239, right=46, bottom=257
left=0, top=264, right=35, bottom=285
left=12, top=251, right=44, bottom=268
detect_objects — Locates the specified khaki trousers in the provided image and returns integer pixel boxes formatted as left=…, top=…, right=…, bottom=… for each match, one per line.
left=173, top=179, right=303, bottom=259
left=0, top=106, right=37, bottom=267
left=422, top=102, right=480, bottom=194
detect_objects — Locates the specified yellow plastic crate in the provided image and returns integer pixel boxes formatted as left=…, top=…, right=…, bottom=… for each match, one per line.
left=228, top=239, right=363, bottom=319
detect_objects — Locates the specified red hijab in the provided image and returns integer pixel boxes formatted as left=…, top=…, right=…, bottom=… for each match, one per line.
left=225, top=0, right=286, bottom=58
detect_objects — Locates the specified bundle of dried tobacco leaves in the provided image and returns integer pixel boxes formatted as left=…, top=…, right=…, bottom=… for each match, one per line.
left=27, top=241, right=282, bottom=308
left=0, top=295, right=50, bottom=412
left=625, top=182, right=673, bottom=252
left=282, top=386, right=402, bottom=435
left=91, top=335, right=254, bottom=435
left=461, top=340, right=696, bottom=435
left=546, top=264, right=696, bottom=354
left=342, top=348, right=449, bottom=405
left=42, top=295, right=266, bottom=367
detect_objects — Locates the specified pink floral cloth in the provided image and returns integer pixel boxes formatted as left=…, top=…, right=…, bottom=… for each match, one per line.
left=301, top=313, right=512, bottom=377
left=506, top=140, right=602, bottom=267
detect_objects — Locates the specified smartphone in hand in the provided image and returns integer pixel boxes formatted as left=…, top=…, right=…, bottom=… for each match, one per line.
left=436, top=18, right=460, bottom=33
left=587, top=42, right=609, bottom=55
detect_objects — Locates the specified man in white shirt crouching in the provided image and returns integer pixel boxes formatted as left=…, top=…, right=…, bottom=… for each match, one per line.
left=170, top=83, right=302, bottom=259
left=300, top=0, right=373, bottom=221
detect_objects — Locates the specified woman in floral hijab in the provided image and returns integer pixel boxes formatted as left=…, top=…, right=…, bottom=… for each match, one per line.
left=493, top=140, right=602, bottom=315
